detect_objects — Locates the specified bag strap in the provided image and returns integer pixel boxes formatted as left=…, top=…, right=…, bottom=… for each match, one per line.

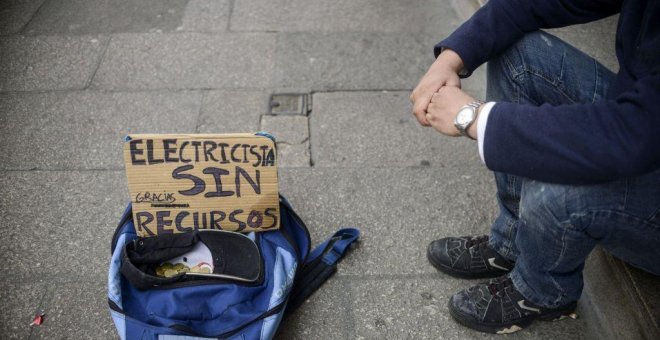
left=287, top=228, right=360, bottom=312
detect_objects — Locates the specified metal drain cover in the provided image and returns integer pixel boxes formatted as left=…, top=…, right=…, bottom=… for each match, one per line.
left=269, top=93, right=307, bottom=115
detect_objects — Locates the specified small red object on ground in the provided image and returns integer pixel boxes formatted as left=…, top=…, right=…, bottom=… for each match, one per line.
left=29, top=312, right=45, bottom=326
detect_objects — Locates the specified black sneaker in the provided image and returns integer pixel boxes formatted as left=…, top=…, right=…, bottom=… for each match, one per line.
left=427, top=235, right=514, bottom=279
left=449, top=276, right=578, bottom=334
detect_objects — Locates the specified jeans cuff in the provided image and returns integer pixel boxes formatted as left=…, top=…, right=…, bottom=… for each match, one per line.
left=488, top=231, right=517, bottom=262
left=510, top=268, right=557, bottom=308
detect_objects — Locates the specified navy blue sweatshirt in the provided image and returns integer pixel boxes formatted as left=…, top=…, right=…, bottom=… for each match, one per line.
left=436, top=0, right=660, bottom=184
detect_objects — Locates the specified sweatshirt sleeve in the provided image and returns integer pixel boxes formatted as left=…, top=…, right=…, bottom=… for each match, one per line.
left=435, top=0, right=622, bottom=76
left=482, top=72, right=660, bottom=184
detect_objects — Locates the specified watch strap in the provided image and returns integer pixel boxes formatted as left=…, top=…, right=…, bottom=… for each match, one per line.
left=457, top=100, right=484, bottom=139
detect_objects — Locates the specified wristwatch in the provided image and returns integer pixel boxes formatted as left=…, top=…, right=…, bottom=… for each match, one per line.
left=454, top=100, right=484, bottom=139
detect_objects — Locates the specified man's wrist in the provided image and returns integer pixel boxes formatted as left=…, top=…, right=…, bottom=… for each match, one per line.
left=467, top=105, right=481, bottom=139
left=436, top=48, right=464, bottom=74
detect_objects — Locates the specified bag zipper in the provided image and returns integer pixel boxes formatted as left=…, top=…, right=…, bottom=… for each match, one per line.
left=108, top=297, right=287, bottom=339
left=216, top=302, right=286, bottom=339
left=167, top=300, right=288, bottom=339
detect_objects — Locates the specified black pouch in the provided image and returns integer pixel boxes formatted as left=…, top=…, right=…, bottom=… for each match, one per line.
left=120, top=230, right=262, bottom=290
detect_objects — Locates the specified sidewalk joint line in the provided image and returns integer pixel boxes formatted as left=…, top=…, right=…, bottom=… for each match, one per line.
left=1, top=87, right=413, bottom=95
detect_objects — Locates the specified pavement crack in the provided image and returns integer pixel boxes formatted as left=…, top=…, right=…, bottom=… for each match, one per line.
left=226, top=0, right=236, bottom=32
left=194, top=90, right=208, bottom=133
left=17, top=0, right=48, bottom=34
left=84, top=36, right=112, bottom=90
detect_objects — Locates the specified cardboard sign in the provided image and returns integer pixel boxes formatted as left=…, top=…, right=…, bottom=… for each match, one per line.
left=123, top=134, right=279, bottom=237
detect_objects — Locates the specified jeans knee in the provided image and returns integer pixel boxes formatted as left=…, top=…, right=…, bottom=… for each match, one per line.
left=514, top=31, right=557, bottom=54
left=519, top=180, right=571, bottom=229
left=486, top=31, right=562, bottom=102
left=502, top=31, right=558, bottom=70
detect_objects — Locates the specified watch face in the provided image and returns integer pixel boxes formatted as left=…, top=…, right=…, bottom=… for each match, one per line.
left=456, top=108, right=474, bottom=125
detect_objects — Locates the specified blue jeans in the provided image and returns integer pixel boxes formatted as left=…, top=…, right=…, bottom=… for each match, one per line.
left=486, top=31, right=660, bottom=308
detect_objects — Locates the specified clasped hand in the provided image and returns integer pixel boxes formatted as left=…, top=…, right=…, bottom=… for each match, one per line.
left=409, top=49, right=476, bottom=137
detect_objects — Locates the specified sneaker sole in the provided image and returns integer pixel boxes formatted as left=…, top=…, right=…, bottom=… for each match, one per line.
left=448, top=296, right=578, bottom=334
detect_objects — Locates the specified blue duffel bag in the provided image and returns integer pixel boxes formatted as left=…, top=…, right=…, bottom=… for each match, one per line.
left=107, top=195, right=359, bottom=339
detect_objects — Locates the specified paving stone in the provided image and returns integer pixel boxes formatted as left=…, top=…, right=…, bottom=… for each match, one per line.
left=259, top=115, right=309, bottom=167
left=463, top=64, right=487, bottom=101
left=0, top=171, right=128, bottom=282
left=0, top=0, right=44, bottom=35
left=275, top=33, right=436, bottom=90
left=179, top=0, right=230, bottom=32
left=0, top=212, right=78, bottom=284
left=232, top=0, right=461, bottom=34
left=0, top=35, right=107, bottom=91
left=196, top=90, right=268, bottom=133
left=278, top=167, right=498, bottom=276
left=275, top=143, right=310, bottom=167
left=261, top=115, right=309, bottom=144
left=310, top=91, right=482, bottom=168
left=24, top=0, right=186, bottom=34
left=261, top=115, right=311, bottom=167
left=0, top=91, right=201, bottom=170
left=31, top=281, right=115, bottom=339
left=0, top=281, right=48, bottom=339
left=91, top=33, right=275, bottom=90
left=276, top=277, right=351, bottom=340
left=349, top=277, right=590, bottom=339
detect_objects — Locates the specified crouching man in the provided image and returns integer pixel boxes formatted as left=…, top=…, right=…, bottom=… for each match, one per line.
left=410, top=0, right=660, bottom=334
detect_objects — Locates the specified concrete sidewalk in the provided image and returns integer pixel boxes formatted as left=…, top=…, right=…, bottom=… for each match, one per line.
left=0, top=0, right=625, bottom=339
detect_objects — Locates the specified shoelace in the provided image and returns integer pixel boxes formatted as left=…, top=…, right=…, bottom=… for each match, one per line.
left=465, top=235, right=489, bottom=249
left=488, top=276, right=512, bottom=298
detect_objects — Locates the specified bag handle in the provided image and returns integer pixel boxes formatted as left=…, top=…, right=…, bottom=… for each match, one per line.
left=287, top=228, right=360, bottom=312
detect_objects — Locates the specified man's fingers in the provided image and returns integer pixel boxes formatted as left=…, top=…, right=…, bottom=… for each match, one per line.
left=425, top=113, right=438, bottom=131
left=411, top=74, right=460, bottom=126
left=414, top=109, right=430, bottom=126
left=413, top=94, right=432, bottom=126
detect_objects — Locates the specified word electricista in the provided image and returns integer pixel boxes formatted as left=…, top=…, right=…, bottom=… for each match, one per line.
left=128, top=138, right=276, bottom=167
